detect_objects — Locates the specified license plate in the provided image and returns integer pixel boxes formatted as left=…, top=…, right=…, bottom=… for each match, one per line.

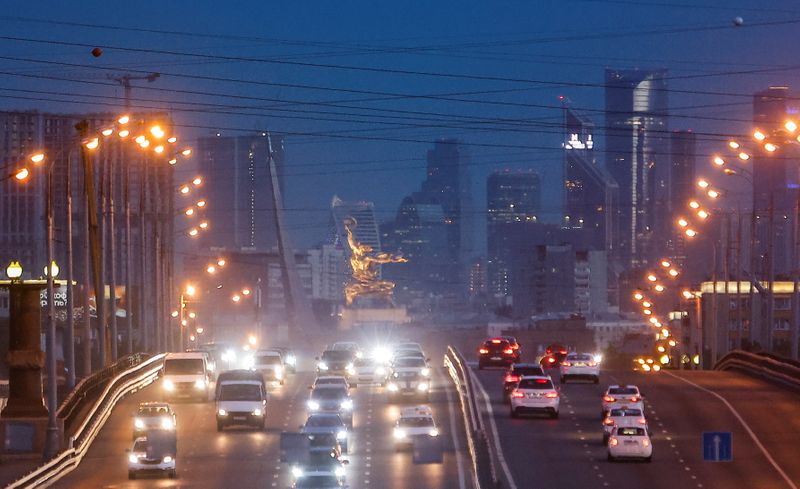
left=491, top=357, right=501, bottom=360
left=624, top=440, right=637, bottom=445
left=233, top=416, right=246, bottom=421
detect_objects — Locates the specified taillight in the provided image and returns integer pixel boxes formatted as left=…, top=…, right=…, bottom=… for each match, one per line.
left=629, top=396, right=641, bottom=402
left=545, top=391, right=559, bottom=399
left=548, top=357, right=556, bottom=363
left=511, top=344, right=520, bottom=350
left=603, top=395, right=615, bottom=403
left=561, top=361, right=571, bottom=367
left=608, top=437, right=618, bottom=447
left=588, top=362, right=597, bottom=367
left=642, top=439, right=650, bottom=447
left=479, top=348, right=489, bottom=354
left=638, top=418, right=647, bottom=425
left=503, top=349, right=514, bottom=355
left=603, top=418, right=615, bottom=426
left=504, top=375, right=520, bottom=383
left=511, top=390, right=525, bottom=398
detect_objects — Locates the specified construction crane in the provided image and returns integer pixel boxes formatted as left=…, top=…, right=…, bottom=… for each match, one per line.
left=107, top=72, right=160, bottom=109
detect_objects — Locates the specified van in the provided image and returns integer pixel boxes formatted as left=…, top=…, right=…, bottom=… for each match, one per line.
left=216, top=380, right=267, bottom=431
left=162, top=352, right=210, bottom=401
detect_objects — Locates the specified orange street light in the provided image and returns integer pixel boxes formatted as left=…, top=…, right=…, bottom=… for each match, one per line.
left=232, top=294, right=241, bottom=303
left=654, top=284, right=665, bottom=292
left=101, top=128, right=114, bottom=137
left=180, top=185, right=190, bottom=195
left=697, top=179, right=709, bottom=189
left=196, top=200, right=206, bottom=208
left=188, top=228, right=199, bottom=237
left=689, top=201, right=700, bottom=209
left=764, top=143, right=778, bottom=152
left=707, top=189, right=720, bottom=199
left=785, top=120, right=798, bottom=133
left=181, top=148, right=192, bottom=156
left=192, top=177, right=203, bottom=186
left=199, top=221, right=209, bottom=229
left=728, top=141, right=740, bottom=149
left=738, top=152, right=750, bottom=161
left=118, top=129, right=130, bottom=138
left=242, top=288, right=251, bottom=296
left=206, top=265, right=216, bottom=274
left=14, top=168, right=29, bottom=181
left=85, top=138, right=99, bottom=150
left=185, top=208, right=195, bottom=216
left=754, top=129, right=766, bottom=141
left=660, top=260, right=671, bottom=268
left=668, top=269, right=679, bottom=277
left=647, top=274, right=657, bottom=282
left=713, top=156, right=725, bottom=166
left=118, top=115, right=130, bottom=125
left=677, top=218, right=689, bottom=228
left=30, top=153, right=45, bottom=164
left=697, top=209, right=709, bottom=219
left=633, top=292, right=644, bottom=301
left=217, top=259, right=226, bottom=267
left=685, top=229, right=698, bottom=237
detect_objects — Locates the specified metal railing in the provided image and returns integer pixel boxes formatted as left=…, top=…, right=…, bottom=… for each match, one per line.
left=715, top=350, right=800, bottom=390
left=7, top=353, right=165, bottom=489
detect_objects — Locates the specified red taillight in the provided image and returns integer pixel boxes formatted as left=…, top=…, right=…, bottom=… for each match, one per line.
left=638, top=418, right=647, bottom=425
left=503, top=349, right=513, bottom=355
left=603, top=395, right=615, bottom=403
left=608, top=437, right=619, bottom=447
left=511, top=344, right=520, bottom=350
left=561, top=361, right=572, bottom=367
left=504, top=375, right=520, bottom=383
left=603, top=418, right=615, bottom=426
left=511, top=390, right=525, bottom=398
left=479, top=348, right=489, bottom=354
left=545, top=391, right=559, bottom=398
left=548, top=357, right=556, bottom=363
left=629, top=396, right=641, bottom=402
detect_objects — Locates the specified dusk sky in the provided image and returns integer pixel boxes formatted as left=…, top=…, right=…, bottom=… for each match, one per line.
left=1, top=0, right=799, bottom=248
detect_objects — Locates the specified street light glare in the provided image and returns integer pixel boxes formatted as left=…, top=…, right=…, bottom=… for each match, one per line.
left=139, top=139, right=151, bottom=149
left=668, top=269, right=679, bottom=277
left=185, top=208, right=195, bottom=216
left=785, top=120, right=798, bottom=132
left=654, top=284, right=665, bottom=292
left=168, top=136, right=177, bottom=144
left=118, top=115, right=130, bottom=124
left=180, top=186, right=190, bottom=194
left=697, top=179, right=709, bottom=188
left=14, top=168, right=29, bottom=181
left=135, top=135, right=146, bottom=144
left=185, top=284, right=197, bottom=296
left=154, top=145, right=165, bottom=154
left=738, top=152, right=750, bottom=161
left=101, top=128, right=114, bottom=137
left=168, top=158, right=178, bottom=165
left=677, top=218, right=689, bottom=228
left=217, top=259, right=226, bottom=267
left=199, top=221, right=209, bottom=229
left=206, top=265, right=216, bottom=274
left=85, top=138, right=99, bottom=150
left=150, top=125, right=165, bottom=139
left=188, top=228, right=199, bottom=236
left=713, top=156, right=725, bottom=166
left=660, top=260, right=671, bottom=268
left=30, top=153, right=45, bottom=164
left=685, top=229, right=698, bottom=237
left=182, top=148, right=192, bottom=156
left=764, top=143, right=778, bottom=152
left=728, top=141, right=740, bottom=149
left=697, top=210, right=709, bottom=219
left=192, top=177, right=203, bottom=186
left=689, top=200, right=700, bottom=209
left=118, top=129, right=130, bottom=138
left=196, top=200, right=207, bottom=208
left=633, top=292, right=644, bottom=301
left=242, top=288, right=251, bottom=296
left=647, top=274, right=657, bottom=282
left=707, top=190, right=720, bottom=199
left=232, top=294, right=241, bottom=303
left=753, top=130, right=766, bottom=141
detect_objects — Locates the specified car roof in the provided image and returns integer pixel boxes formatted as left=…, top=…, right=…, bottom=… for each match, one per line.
left=219, top=380, right=263, bottom=386
left=165, top=352, right=207, bottom=360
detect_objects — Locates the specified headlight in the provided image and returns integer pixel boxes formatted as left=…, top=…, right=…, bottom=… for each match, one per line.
left=162, top=455, right=173, bottom=464
left=218, top=409, right=227, bottom=416
left=594, top=354, right=603, bottom=364
left=161, top=418, right=174, bottom=430
left=252, top=408, right=263, bottom=416
left=417, top=382, right=429, bottom=391
left=336, top=430, right=347, bottom=440
left=393, top=428, right=407, bottom=439
left=163, top=379, right=175, bottom=391
left=307, top=400, right=320, bottom=411
left=372, top=347, right=391, bottom=362
left=286, top=355, right=297, bottom=366
left=376, top=367, right=386, bottom=376
left=335, top=466, right=345, bottom=477
left=387, top=382, right=399, bottom=392
left=421, top=368, right=431, bottom=377
left=429, top=428, right=439, bottom=437
left=392, top=372, right=399, bottom=378
left=134, top=418, right=144, bottom=430
left=194, top=379, right=207, bottom=390
left=318, top=362, right=329, bottom=371
left=275, top=366, right=283, bottom=377
left=291, top=466, right=303, bottom=478
left=128, top=454, right=138, bottom=464
left=356, top=351, right=364, bottom=359
left=340, top=399, right=353, bottom=410
left=222, top=349, right=237, bottom=363
left=346, top=363, right=354, bottom=370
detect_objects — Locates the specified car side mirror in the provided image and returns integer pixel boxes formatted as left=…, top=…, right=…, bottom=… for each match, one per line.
left=315, top=357, right=319, bottom=361
left=342, top=459, right=350, bottom=465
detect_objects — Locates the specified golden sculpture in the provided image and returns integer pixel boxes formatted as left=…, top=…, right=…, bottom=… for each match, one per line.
left=344, top=218, right=407, bottom=305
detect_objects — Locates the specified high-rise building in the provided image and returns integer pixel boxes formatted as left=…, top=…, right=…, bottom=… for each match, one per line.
left=667, top=129, right=697, bottom=260
left=196, top=132, right=285, bottom=251
left=331, top=196, right=381, bottom=255
left=563, top=105, right=618, bottom=254
left=605, top=69, right=669, bottom=267
left=529, top=245, right=608, bottom=316
left=486, top=170, right=541, bottom=298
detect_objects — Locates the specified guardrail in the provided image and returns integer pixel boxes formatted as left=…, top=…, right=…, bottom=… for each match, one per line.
left=444, top=346, right=511, bottom=489
left=715, top=350, right=800, bottom=391
left=7, top=353, right=165, bottom=489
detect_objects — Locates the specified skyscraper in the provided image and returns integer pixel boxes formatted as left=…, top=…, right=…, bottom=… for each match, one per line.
left=667, top=129, right=697, bottom=260
left=605, top=69, right=669, bottom=267
left=331, top=196, right=382, bottom=254
left=563, top=105, right=618, bottom=254
left=196, top=132, right=285, bottom=251
left=486, top=170, right=541, bottom=299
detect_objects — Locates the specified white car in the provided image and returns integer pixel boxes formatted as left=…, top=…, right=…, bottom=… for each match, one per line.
left=127, top=436, right=176, bottom=479
left=350, top=357, right=388, bottom=387
left=601, top=385, right=644, bottom=417
left=602, top=407, right=647, bottom=443
left=607, top=426, right=653, bottom=462
left=253, top=350, right=285, bottom=385
left=509, top=376, right=560, bottom=419
left=393, top=405, right=439, bottom=450
left=132, top=402, right=176, bottom=440
left=559, top=352, right=599, bottom=384
left=387, top=357, right=432, bottom=401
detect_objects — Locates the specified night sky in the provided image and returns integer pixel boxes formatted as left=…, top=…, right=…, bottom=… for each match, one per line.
left=1, top=1, right=798, bottom=249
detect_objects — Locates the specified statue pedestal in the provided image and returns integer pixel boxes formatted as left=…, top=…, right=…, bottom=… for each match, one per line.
left=0, top=417, right=63, bottom=460
left=339, top=306, right=410, bottom=331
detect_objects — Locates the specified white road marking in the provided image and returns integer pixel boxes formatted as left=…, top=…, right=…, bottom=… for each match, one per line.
left=471, top=369, right=519, bottom=489
left=665, top=371, right=798, bottom=489
left=443, top=368, right=468, bottom=489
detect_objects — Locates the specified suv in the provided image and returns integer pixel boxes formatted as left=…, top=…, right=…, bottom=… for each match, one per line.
left=601, top=385, right=644, bottom=418
left=502, top=363, right=546, bottom=401
left=509, top=376, right=560, bottom=419
left=477, top=338, right=520, bottom=369
left=559, top=352, right=599, bottom=384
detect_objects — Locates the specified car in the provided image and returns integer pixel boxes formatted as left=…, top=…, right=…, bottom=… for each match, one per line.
left=602, top=408, right=648, bottom=444
left=601, top=385, right=644, bottom=418
left=127, top=435, right=176, bottom=480
left=540, top=344, right=569, bottom=368
left=253, top=350, right=285, bottom=385
left=502, top=363, right=546, bottom=401
left=391, top=349, right=427, bottom=363
left=316, top=350, right=356, bottom=377
left=393, top=405, right=439, bottom=450
left=306, top=432, right=344, bottom=459
left=290, top=452, right=349, bottom=484
left=313, top=376, right=350, bottom=390
left=216, top=379, right=268, bottom=431
left=301, top=413, right=350, bottom=453
left=498, top=336, right=521, bottom=352
left=274, top=347, right=298, bottom=373
left=198, top=342, right=239, bottom=372
left=559, top=352, right=599, bottom=384
left=477, top=338, right=520, bottom=369
left=386, top=371, right=430, bottom=402
left=132, top=402, right=176, bottom=440
left=607, top=426, right=653, bottom=462
left=307, top=385, right=354, bottom=426
left=330, top=342, right=362, bottom=358
left=350, top=357, right=388, bottom=387
left=292, top=474, right=345, bottom=488
left=161, top=352, right=211, bottom=401
left=509, top=376, right=560, bottom=419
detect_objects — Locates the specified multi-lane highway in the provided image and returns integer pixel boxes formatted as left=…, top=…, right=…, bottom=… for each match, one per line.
left=54, top=357, right=469, bottom=489
left=474, top=365, right=800, bottom=489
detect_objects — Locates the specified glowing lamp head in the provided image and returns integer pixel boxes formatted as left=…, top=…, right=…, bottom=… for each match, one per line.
left=654, top=284, right=665, bottom=292
left=30, top=153, right=45, bottom=164
left=192, top=177, right=202, bottom=186
left=728, top=141, right=740, bottom=149
left=707, top=190, right=720, bottom=199
left=43, top=260, right=60, bottom=278
left=754, top=130, right=766, bottom=141
left=738, top=152, right=750, bottom=161
left=101, top=128, right=114, bottom=137
left=118, top=115, right=130, bottom=125
left=188, top=228, right=199, bottom=237
left=118, top=129, right=130, bottom=138
left=14, top=168, right=29, bottom=181
left=182, top=148, right=192, bottom=157
left=5, top=261, right=23, bottom=279
left=677, top=218, right=689, bottom=228
left=697, top=179, right=709, bottom=189
left=180, top=186, right=190, bottom=195
left=785, top=120, right=798, bottom=132
left=713, top=156, right=725, bottom=166
left=85, top=138, right=99, bottom=150
left=764, top=143, right=778, bottom=152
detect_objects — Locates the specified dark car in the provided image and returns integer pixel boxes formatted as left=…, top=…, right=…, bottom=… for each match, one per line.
left=477, top=338, right=520, bottom=369
left=502, top=363, right=546, bottom=401
left=316, top=350, right=355, bottom=377
left=540, top=344, right=569, bottom=368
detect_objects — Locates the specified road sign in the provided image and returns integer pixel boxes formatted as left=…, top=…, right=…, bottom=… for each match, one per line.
left=702, top=432, right=732, bottom=462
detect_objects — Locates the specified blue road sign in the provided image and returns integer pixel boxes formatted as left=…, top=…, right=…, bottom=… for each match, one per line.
left=703, top=432, right=733, bottom=462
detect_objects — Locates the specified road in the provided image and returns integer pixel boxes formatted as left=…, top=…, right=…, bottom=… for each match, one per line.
left=473, top=364, right=800, bottom=489
left=54, top=361, right=468, bottom=489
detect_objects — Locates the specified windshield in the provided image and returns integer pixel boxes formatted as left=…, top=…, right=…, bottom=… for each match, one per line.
left=316, top=378, right=346, bottom=385
left=394, top=358, right=424, bottom=367
left=220, top=383, right=263, bottom=401
left=312, top=389, right=346, bottom=400
left=567, top=354, right=593, bottom=361
left=610, top=409, right=643, bottom=417
left=305, top=416, right=343, bottom=428
left=132, top=440, right=149, bottom=452
left=609, top=388, right=639, bottom=396
left=321, top=351, right=352, bottom=361
left=617, top=427, right=646, bottom=436
left=164, top=358, right=204, bottom=375
left=257, top=355, right=281, bottom=365
left=137, top=406, right=170, bottom=416
left=518, top=379, right=554, bottom=389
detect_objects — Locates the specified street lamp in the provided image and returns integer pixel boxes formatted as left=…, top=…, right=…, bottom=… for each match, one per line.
left=6, top=261, right=23, bottom=280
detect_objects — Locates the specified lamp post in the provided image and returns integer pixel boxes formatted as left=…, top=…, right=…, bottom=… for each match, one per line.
left=43, top=160, right=59, bottom=459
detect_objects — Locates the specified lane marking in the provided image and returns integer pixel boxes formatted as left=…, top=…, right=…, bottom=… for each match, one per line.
left=471, top=370, right=519, bottom=489
left=443, top=368, right=468, bottom=489
left=665, top=371, right=798, bottom=489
